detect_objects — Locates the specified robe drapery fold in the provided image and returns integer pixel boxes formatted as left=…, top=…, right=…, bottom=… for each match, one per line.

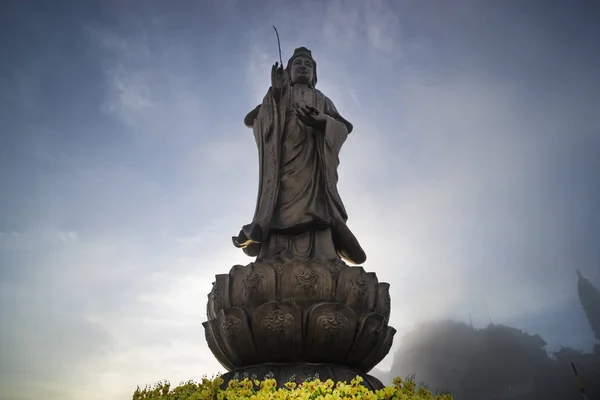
left=232, top=86, right=366, bottom=265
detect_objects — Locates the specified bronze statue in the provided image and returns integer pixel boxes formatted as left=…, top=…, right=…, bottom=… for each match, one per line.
left=205, top=46, right=395, bottom=389
left=232, top=47, right=366, bottom=265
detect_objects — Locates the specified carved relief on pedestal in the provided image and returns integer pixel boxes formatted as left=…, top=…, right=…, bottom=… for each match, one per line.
left=336, top=267, right=378, bottom=312
left=271, top=260, right=286, bottom=276
left=323, top=258, right=345, bottom=279
left=220, top=315, right=242, bottom=338
left=305, top=303, right=357, bottom=364
left=242, top=271, right=265, bottom=303
left=216, top=308, right=260, bottom=367
left=251, top=302, right=302, bottom=362
left=293, top=269, right=320, bottom=292
left=230, top=263, right=276, bottom=308
left=211, top=282, right=223, bottom=304
left=346, top=277, right=367, bottom=304
left=280, top=262, right=332, bottom=305
left=207, top=274, right=231, bottom=320
left=317, top=312, right=349, bottom=333
left=203, top=320, right=235, bottom=371
left=262, top=309, right=293, bottom=334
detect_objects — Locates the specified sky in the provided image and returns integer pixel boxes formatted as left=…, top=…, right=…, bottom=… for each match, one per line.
left=1, top=0, right=600, bottom=399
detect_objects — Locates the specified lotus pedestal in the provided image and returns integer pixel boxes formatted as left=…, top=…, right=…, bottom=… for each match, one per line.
left=203, top=259, right=395, bottom=389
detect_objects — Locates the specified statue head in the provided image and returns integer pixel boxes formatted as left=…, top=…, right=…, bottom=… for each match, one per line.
left=286, top=47, right=318, bottom=88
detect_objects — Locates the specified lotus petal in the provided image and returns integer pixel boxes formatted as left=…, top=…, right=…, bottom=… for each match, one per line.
left=216, top=308, right=260, bottom=367
left=203, top=320, right=235, bottom=371
left=251, top=301, right=303, bottom=362
left=206, top=293, right=215, bottom=321
left=375, top=282, right=391, bottom=322
left=344, top=312, right=386, bottom=367
left=230, top=263, right=276, bottom=308
left=336, top=267, right=378, bottom=311
left=280, top=262, right=333, bottom=306
left=207, top=274, right=231, bottom=318
left=305, top=302, right=357, bottom=363
left=360, top=325, right=396, bottom=372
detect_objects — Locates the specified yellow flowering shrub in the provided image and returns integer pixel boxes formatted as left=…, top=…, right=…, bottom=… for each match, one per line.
left=132, top=375, right=453, bottom=400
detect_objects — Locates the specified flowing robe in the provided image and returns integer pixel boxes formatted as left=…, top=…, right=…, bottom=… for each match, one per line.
left=233, top=85, right=366, bottom=265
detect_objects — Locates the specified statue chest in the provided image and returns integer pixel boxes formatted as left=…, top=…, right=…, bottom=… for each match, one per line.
left=288, top=86, right=324, bottom=111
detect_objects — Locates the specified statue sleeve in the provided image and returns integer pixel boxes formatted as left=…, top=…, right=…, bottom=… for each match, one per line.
left=238, top=87, right=281, bottom=245
left=244, top=88, right=277, bottom=138
left=323, top=96, right=353, bottom=133
left=252, top=90, right=275, bottom=143
left=323, top=95, right=352, bottom=153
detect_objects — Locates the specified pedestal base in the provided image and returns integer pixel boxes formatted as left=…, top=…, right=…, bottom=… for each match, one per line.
left=219, top=362, right=385, bottom=391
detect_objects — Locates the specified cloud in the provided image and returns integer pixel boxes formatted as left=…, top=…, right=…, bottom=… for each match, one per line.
left=364, top=0, right=403, bottom=58
left=380, top=319, right=600, bottom=398
left=0, top=252, right=114, bottom=400
left=104, top=66, right=154, bottom=122
left=0, top=226, right=244, bottom=399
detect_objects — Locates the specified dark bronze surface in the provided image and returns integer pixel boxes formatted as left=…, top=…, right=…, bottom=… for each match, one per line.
left=203, top=47, right=395, bottom=384
left=203, top=259, right=395, bottom=373
left=231, top=47, right=365, bottom=265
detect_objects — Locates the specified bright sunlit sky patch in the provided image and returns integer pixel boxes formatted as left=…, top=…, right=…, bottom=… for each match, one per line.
left=1, top=1, right=600, bottom=399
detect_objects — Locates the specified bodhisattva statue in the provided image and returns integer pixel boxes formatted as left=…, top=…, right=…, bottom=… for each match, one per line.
left=205, top=47, right=394, bottom=388
left=232, top=47, right=366, bottom=265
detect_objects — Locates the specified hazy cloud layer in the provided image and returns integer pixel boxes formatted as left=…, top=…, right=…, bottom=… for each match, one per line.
left=1, top=1, right=599, bottom=399
left=380, top=319, right=600, bottom=398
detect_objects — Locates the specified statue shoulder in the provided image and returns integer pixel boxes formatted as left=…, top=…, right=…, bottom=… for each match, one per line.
left=244, top=104, right=261, bottom=128
left=317, top=90, right=353, bottom=134
left=244, top=89, right=275, bottom=128
left=313, top=89, right=334, bottom=104
left=314, top=89, right=327, bottom=103
left=317, top=90, right=341, bottom=113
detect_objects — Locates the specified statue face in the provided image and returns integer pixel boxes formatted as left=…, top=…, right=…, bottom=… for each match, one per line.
left=290, top=55, right=314, bottom=86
